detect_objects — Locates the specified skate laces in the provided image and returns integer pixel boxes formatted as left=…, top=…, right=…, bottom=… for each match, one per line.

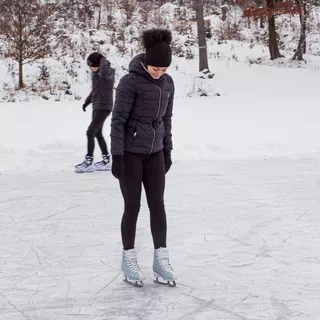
left=157, top=250, right=173, bottom=272
left=85, top=156, right=93, bottom=165
left=102, top=154, right=110, bottom=163
left=125, top=252, right=141, bottom=273
left=159, top=257, right=173, bottom=272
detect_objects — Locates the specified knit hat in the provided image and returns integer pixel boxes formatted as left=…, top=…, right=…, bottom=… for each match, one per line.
left=141, top=29, right=172, bottom=67
left=87, top=52, right=103, bottom=67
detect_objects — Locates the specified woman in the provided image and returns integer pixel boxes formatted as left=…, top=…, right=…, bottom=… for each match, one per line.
left=110, top=29, right=176, bottom=287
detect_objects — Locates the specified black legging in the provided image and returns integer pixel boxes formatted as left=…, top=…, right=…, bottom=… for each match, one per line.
left=86, top=110, right=111, bottom=157
left=119, top=150, right=167, bottom=250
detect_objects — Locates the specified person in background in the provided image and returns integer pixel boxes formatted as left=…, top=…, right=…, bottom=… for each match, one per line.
left=110, top=28, right=176, bottom=287
left=75, top=52, right=115, bottom=173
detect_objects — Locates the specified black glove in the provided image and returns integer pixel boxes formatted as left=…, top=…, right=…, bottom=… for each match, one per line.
left=82, top=102, right=89, bottom=112
left=111, top=155, right=124, bottom=179
left=163, top=150, right=172, bottom=173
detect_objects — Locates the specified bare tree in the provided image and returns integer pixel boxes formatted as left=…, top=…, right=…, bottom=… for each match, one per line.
left=194, top=0, right=210, bottom=71
left=0, top=0, right=56, bottom=88
left=118, top=0, right=136, bottom=27
left=292, top=0, right=307, bottom=60
left=266, top=0, right=281, bottom=59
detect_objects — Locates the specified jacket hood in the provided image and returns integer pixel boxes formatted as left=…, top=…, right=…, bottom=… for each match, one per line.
left=128, top=53, right=167, bottom=84
left=128, top=53, right=148, bottom=76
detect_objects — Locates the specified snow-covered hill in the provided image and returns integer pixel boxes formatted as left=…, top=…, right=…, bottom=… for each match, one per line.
left=1, top=3, right=320, bottom=102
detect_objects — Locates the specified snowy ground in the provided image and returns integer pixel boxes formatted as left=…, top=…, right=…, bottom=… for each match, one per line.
left=1, top=57, right=320, bottom=319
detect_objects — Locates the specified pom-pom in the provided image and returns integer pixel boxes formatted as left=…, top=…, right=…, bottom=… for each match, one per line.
left=141, top=28, right=172, bottom=49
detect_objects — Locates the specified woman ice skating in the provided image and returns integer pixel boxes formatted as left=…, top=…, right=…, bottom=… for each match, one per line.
left=110, top=28, right=176, bottom=287
left=75, top=52, right=115, bottom=173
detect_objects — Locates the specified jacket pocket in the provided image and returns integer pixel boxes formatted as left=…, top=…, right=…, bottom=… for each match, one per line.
left=128, top=121, right=137, bottom=145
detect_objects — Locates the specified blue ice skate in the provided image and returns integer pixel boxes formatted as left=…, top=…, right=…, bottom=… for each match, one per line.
left=75, top=156, right=95, bottom=173
left=94, top=154, right=111, bottom=171
left=121, top=249, right=145, bottom=287
left=153, top=247, right=177, bottom=287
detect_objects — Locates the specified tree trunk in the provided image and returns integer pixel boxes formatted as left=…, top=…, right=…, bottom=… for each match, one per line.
left=195, top=0, right=209, bottom=71
left=266, top=0, right=281, bottom=60
left=292, top=0, right=307, bottom=60
left=97, top=3, right=101, bottom=29
left=18, top=13, right=24, bottom=89
left=19, top=57, right=23, bottom=89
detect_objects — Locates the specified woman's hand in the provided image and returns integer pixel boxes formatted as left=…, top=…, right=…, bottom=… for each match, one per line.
left=111, top=155, right=124, bottom=179
left=163, top=150, right=172, bottom=174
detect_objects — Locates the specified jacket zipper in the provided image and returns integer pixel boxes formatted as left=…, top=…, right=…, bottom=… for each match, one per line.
left=149, top=85, right=161, bottom=154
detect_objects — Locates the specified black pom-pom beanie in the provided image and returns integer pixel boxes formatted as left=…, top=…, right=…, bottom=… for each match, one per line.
left=141, top=28, right=172, bottom=67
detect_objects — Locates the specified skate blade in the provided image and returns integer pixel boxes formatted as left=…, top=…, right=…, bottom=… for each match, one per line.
left=94, top=167, right=111, bottom=171
left=153, top=273, right=176, bottom=287
left=75, top=168, right=95, bottom=173
left=123, top=278, right=143, bottom=288
left=154, top=277, right=176, bottom=287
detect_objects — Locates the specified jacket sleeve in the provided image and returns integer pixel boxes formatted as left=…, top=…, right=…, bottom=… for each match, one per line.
left=84, top=91, right=92, bottom=105
left=110, top=75, right=136, bottom=156
left=99, top=58, right=115, bottom=81
left=163, top=82, right=174, bottom=152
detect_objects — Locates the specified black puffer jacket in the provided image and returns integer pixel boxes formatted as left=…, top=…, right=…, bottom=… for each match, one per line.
left=110, top=53, right=174, bottom=156
left=85, top=58, right=115, bottom=111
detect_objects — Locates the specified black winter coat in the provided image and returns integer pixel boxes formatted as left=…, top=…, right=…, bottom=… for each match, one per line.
left=85, top=58, right=115, bottom=111
left=110, top=53, right=174, bottom=156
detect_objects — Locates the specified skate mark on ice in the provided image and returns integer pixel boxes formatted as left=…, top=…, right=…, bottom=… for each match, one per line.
left=79, top=272, right=121, bottom=313
left=0, top=291, right=33, bottom=320
left=31, top=247, right=42, bottom=266
left=228, top=260, right=258, bottom=268
left=0, top=196, right=33, bottom=204
left=296, top=210, right=308, bottom=220
left=94, top=288, right=158, bottom=320
left=178, top=295, right=253, bottom=320
left=37, top=204, right=79, bottom=221
left=293, top=261, right=305, bottom=286
left=231, top=292, right=253, bottom=310
left=100, top=259, right=120, bottom=272
left=27, top=272, right=40, bottom=309
left=203, top=219, right=208, bottom=243
left=65, top=280, right=71, bottom=314
left=270, top=296, right=299, bottom=320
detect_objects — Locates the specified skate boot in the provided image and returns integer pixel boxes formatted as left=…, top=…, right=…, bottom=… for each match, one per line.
left=94, top=154, right=111, bottom=171
left=121, top=249, right=145, bottom=287
left=75, top=156, right=95, bottom=173
left=153, top=247, right=176, bottom=287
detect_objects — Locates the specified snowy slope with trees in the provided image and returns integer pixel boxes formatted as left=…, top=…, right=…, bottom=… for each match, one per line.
left=1, top=0, right=320, bottom=102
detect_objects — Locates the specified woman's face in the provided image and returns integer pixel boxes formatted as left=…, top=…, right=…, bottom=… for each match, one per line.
left=147, top=66, right=167, bottom=79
